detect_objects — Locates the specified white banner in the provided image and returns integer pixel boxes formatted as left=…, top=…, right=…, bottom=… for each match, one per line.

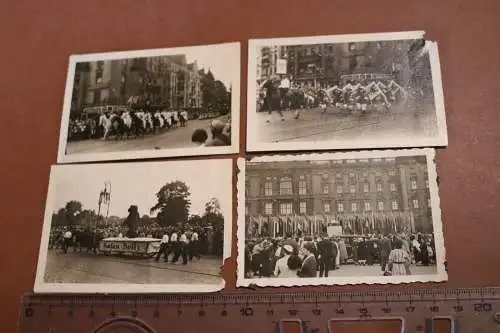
left=99, top=238, right=161, bottom=254
left=276, top=59, right=287, bottom=74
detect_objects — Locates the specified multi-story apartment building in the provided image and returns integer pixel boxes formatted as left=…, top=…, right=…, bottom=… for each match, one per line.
left=284, top=40, right=412, bottom=88
left=71, top=55, right=202, bottom=113
left=259, top=46, right=287, bottom=81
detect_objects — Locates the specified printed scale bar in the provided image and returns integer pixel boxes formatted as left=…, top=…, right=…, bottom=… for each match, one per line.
left=23, top=287, right=499, bottom=307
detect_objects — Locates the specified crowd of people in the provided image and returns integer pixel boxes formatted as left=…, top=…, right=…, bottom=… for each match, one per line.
left=244, top=232, right=436, bottom=278
left=49, top=222, right=224, bottom=263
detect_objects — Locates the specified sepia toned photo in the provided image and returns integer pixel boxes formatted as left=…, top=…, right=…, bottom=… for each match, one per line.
left=57, top=42, right=240, bottom=163
left=246, top=31, right=447, bottom=152
left=35, top=159, right=232, bottom=293
left=237, top=149, right=447, bottom=287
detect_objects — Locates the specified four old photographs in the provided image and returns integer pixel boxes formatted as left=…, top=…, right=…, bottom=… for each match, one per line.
left=237, top=149, right=447, bottom=287
left=246, top=31, right=448, bottom=152
left=57, top=42, right=240, bottom=163
left=35, top=159, right=233, bottom=293
left=38, top=31, right=449, bottom=293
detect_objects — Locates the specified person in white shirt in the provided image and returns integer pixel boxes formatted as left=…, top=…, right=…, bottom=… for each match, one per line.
left=189, top=230, right=200, bottom=261
left=62, top=228, right=72, bottom=254
left=155, top=231, right=169, bottom=262
left=274, top=245, right=299, bottom=278
left=178, top=232, right=189, bottom=264
left=170, top=230, right=182, bottom=263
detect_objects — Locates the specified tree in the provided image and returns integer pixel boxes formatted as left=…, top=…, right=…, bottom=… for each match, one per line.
left=200, top=70, right=229, bottom=111
left=64, top=200, right=82, bottom=225
left=51, top=208, right=68, bottom=226
left=141, top=214, right=155, bottom=225
left=202, top=197, right=224, bottom=232
left=77, top=209, right=98, bottom=226
left=188, top=214, right=202, bottom=226
left=150, top=181, right=191, bottom=226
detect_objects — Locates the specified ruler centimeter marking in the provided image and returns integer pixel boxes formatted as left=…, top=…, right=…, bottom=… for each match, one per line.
left=18, top=287, right=500, bottom=333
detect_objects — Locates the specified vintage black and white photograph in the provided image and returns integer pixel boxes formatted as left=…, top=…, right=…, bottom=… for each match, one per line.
left=35, top=159, right=232, bottom=293
left=57, top=42, right=240, bottom=163
left=237, top=149, right=447, bottom=287
left=246, top=31, right=447, bottom=152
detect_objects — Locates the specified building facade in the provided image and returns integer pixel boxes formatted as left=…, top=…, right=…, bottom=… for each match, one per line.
left=246, top=156, right=433, bottom=236
left=72, top=55, right=202, bottom=112
left=284, top=41, right=412, bottom=88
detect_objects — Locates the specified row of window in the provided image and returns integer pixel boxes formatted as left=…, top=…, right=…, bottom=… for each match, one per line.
left=262, top=179, right=428, bottom=196
left=257, top=198, right=431, bottom=216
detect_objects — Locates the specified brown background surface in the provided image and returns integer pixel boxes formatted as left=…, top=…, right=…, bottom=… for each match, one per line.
left=1, top=0, right=500, bottom=331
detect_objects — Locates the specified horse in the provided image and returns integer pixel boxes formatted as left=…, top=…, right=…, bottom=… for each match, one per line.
left=109, top=114, right=126, bottom=140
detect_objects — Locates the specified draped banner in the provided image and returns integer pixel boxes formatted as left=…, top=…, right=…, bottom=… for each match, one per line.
left=246, top=211, right=414, bottom=238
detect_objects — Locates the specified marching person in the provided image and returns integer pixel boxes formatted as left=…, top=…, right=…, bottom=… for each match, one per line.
left=260, top=75, right=284, bottom=123
left=62, top=227, right=73, bottom=254
left=169, top=229, right=180, bottom=263
left=189, top=229, right=200, bottom=261
left=178, top=230, right=189, bottom=265
left=279, top=74, right=291, bottom=111
left=155, top=230, right=170, bottom=262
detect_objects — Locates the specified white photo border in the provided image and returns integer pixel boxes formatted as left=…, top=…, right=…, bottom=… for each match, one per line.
left=57, top=42, right=241, bottom=163
left=236, top=148, right=447, bottom=287
left=34, top=158, right=233, bottom=293
left=246, top=31, right=448, bottom=152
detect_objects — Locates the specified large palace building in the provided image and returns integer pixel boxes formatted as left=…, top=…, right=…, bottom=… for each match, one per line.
left=71, top=55, right=202, bottom=112
left=245, top=156, right=433, bottom=237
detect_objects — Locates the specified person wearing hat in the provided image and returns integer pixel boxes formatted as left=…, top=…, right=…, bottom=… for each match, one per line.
left=298, top=242, right=317, bottom=278
left=274, top=244, right=296, bottom=278
left=205, top=120, right=230, bottom=146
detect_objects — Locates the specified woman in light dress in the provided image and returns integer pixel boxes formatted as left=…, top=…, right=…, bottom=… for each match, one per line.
left=386, top=238, right=411, bottom=276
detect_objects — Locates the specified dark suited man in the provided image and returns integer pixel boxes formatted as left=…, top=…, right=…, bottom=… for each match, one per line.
left=317, top=235, right=336, bottom=277
left=298, top=242, right=318, bottom=278
left=379, top=235, right=392, bottom=272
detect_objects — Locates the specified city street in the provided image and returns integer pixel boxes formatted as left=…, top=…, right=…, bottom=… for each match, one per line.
left=66, top=115, right=229, bottom=155
left=257, top=103, right=438, bottom=143
left=44, top=250, right=223, bottom=284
